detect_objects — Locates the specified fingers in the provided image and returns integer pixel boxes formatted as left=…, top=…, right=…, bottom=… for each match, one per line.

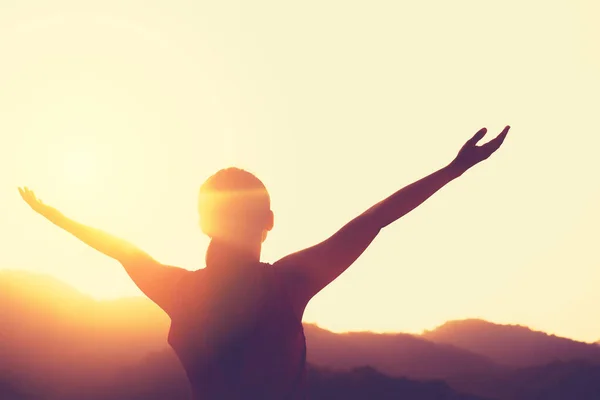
left=18, top=187, right=30, bottom=200
left=497, top=125, right=510, bottom=142
left=491, top=125, right=511, bottom=145
left=466, top=127, right=488, bottom=147
left=481, top=125, right=511, bottom=154
left=18, top=186, right=39, bottom=205
left=18, top=187, right=28, bottom=204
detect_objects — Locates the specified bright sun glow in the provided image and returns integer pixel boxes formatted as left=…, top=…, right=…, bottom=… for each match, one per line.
left=60, top=146, right=98, bottom=185
left=2, top=0, right=600, bottom=343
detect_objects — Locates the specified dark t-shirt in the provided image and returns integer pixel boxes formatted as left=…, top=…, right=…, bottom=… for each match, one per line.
left=164, top=262, right=307, bottom=400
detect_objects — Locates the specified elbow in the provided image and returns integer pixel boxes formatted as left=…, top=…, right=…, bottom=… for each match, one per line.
left=355, top=213, right=384, bottom=238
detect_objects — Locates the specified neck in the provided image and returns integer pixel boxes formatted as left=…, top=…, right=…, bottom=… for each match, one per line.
left=206, top=237, right=261, bottom=269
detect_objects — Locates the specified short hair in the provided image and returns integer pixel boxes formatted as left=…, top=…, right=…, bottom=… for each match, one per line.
left=198, top=168, right=271, bottom=236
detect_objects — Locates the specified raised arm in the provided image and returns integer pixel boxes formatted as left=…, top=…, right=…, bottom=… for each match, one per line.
left=276, top=126, right=510, bottom=305
left=18, top=187, right=188, bottom=314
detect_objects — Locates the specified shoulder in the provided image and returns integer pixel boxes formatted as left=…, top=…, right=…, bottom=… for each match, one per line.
left=174, top=267, right=204, bottom=290
left=162, top=267, right=206, bottom=317
left=268, top=260, right=311, bottom=319
left=268, top=260, right=306, bottom=287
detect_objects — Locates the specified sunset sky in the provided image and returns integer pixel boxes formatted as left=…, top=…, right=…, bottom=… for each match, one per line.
left=1, top=0, right=599, bottom=342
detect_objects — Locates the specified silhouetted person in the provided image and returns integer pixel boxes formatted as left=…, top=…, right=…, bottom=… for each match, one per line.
left=19, top=126, right=510, bottom=399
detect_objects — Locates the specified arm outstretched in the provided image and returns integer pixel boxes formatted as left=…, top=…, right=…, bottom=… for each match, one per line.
left=276, top=126, right=510, bottom=305
left=18, top=187, right=188, bottom=314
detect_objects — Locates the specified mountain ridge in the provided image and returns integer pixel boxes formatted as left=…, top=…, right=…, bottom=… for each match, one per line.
left=4, top=269, right=600, bottom=399
left=423, top=318, right=600, bottom=367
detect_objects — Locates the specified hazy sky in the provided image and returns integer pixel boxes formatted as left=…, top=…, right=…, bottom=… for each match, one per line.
left=1, top=0, right=599, bottom=342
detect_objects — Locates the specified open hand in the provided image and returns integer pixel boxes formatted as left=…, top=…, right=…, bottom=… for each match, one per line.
left=450, top=126, right=510, bottom=173
left=18, top=187, right=58, bottom=218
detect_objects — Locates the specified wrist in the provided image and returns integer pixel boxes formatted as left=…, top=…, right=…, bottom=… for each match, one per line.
left=40, top=206, right=63, bottom=222
left=445, top=161, right=468, bottom=179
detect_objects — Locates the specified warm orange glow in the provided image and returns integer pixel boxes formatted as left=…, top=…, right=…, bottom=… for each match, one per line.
left=2, top=0, right=600, bottom=345
left=56, top=144, right=99, bottom=185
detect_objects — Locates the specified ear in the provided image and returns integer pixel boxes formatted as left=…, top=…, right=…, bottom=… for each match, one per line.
left=265, top=210, right=274, bottom=232
left=261, top=210, right=274, bottom=243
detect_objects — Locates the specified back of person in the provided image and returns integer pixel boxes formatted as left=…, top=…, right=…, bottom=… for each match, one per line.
left=19, top=129, right=510, bottom=399
left=167, top=262, right=307, bottom=400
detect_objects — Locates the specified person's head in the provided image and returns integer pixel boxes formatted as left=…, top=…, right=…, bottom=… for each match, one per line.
left=198, top=168, right=274, bottom=246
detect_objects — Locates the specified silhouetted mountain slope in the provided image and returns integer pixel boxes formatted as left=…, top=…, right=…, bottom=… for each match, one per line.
left=307, top=365, right=489, bottom=400
left=452, top=360, right=600, bottom=400
left=6, top=270, right=600, bottom=399
left=0, top=270, right=171, bottom=399
left=0, top=375, right=29, bottom=400
left=423, top=319, right=600, bottom=367
left=0, top=270, right=503, bottom=383
left=506, top=360, right=600, bottom=400
left=304, top=323, right=504, bottom=381
left=101, top=351, right=489, bottom=400
left=0, top=270, right=488, bottom=400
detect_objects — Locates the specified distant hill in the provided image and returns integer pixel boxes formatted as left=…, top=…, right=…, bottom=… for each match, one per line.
left=0, top=270, right=503, bottom=383
left=304, top=323, right=504, bottom=381
left=454, top=360, right=600, bottom=400
left=503, top=360, right=600, bottom=400
left=0, top=375, right=29, bottom=400
left=92, top=350, right=488, bottom=400
left=307, top=364, right=488, bottom=400
left=5, top=270, right=600, bottom=399
left=0, top=270, right=171, bottom=399
left=0, top=270, right=487, bottom=400
left=422, top=319, right=600, bottom=368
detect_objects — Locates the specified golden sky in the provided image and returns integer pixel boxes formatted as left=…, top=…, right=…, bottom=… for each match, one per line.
left=1, top=0, right=599, bottom=342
